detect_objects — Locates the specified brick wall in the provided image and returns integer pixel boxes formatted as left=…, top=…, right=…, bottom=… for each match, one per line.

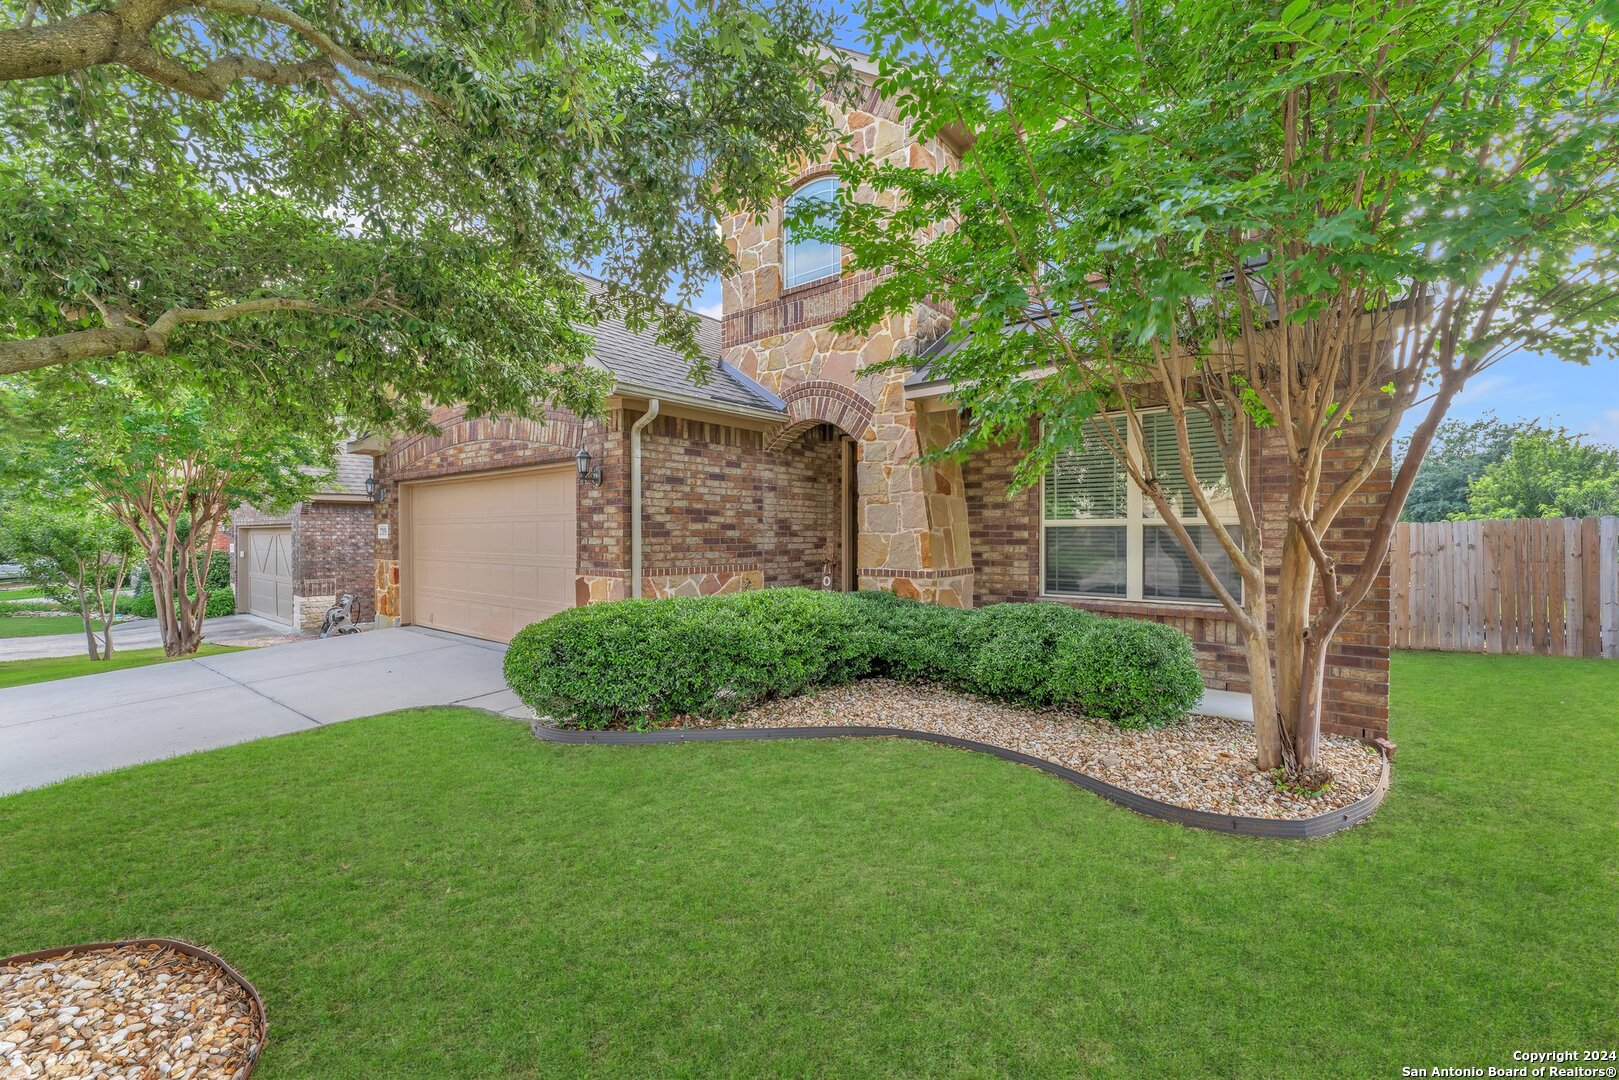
left=964, top=414, right=1392, bottom=741
left=295, top=502, right=376, bottom=622
left=368, top=404, right=847, bottom=614
left=639, top=415, right=843, bottom=591
left=371, top=402, right=621, bottom=573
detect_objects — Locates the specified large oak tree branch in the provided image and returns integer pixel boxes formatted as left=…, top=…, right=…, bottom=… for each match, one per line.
left=0, top=297, right=328, bottom=374
left=0, top=0, right=452, bottom=112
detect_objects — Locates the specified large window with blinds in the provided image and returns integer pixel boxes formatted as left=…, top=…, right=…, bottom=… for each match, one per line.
left=1043, top=410, right=1243, bottom=604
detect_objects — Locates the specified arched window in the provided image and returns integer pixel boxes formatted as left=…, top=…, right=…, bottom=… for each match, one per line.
left=783, top=177, right=841, bottom=289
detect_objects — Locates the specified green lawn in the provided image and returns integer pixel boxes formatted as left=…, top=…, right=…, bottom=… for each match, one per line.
left=0, top=613, right=109, bottom=637
left=1, top=652, right=1614, bottom=1077
left=0, top=643, right=248, bottom=689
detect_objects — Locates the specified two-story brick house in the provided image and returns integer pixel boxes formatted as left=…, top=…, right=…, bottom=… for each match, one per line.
left=332, top=58, right=1391, bottom=742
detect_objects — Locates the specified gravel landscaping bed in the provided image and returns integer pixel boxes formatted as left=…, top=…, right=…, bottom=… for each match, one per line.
left=702, top=680, right=1384, bottom=820
left=0, top=943, right=262, bottom=1079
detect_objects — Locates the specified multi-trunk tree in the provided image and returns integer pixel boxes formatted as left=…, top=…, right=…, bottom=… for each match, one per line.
left=0, top=500, right=136, bottom=660
left=5, top=369, right=334, bottom=656
left=1, top=0, right=844, bottom=430
left=823, top=0, right=1619, bottom=782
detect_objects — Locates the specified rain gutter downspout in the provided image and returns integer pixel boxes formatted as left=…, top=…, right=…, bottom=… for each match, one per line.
left=629, top=399, right=660, bottom=598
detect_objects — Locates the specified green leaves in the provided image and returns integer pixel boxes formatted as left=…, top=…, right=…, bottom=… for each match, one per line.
left=832, top=0, right=1619, bottom=474
left=1, top=0, right=841, bottom=422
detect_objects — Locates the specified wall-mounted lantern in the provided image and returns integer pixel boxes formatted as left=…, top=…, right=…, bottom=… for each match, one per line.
left=364, top=476, right=386, bottom=503
left=575, top=447, right=603, bottom=486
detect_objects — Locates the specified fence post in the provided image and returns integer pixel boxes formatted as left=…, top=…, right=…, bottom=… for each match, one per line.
left=1602, top=517, right=1619, bottom=659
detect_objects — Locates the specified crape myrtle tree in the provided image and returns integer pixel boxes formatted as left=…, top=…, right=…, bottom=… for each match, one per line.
left=0, top=0, right=845, bottom=430
left=819, top=0, right=1619, bottom=781
left=0, top=499, right=137, bottom=660
left=4, top=368, right=334, bottom=656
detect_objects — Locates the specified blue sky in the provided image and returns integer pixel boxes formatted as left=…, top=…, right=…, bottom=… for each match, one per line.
left=679, top=4, right=1619, bottom=447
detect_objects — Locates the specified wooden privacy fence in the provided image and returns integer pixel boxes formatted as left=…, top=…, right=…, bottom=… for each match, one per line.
left=1392, top=517, right=1619, bottom=657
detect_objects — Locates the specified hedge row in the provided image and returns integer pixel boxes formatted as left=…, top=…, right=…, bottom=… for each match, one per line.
left=504, top=588, right=1203, bottom=731
left=124, top=586, right=235, bottom=620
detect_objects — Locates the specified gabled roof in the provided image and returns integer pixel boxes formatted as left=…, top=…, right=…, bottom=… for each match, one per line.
left=577, top=275, right=785, bottom=416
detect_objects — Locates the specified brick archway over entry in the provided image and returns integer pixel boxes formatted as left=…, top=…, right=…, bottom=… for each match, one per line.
left=765, top=381, right=876, bottom=449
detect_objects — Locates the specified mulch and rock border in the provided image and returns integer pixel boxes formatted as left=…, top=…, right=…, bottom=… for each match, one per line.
left=527, top=679, right=1391, bottom=839
left=0, top=940, right=265, bottom=1080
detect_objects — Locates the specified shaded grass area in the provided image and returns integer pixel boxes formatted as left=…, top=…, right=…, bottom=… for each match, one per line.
left=0, top=614, right=107, bottom=638
left=1, top=652, right=1614, bottom=1076
left=0, top=644, right=248, bottom=690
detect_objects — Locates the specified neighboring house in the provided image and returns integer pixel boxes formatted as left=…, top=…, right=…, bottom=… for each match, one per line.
left=229, top=453, right=377, bottom=631
left=338, top=55, right=1391, bottom=743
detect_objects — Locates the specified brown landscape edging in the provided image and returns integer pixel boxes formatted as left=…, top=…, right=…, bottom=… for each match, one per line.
left=528, top=719, right=1391, bottom=839
left=0, top=937, right=267, bottom=1075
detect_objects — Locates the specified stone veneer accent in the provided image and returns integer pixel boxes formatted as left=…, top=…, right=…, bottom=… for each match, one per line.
left=721, top=83, right=970, bottom=605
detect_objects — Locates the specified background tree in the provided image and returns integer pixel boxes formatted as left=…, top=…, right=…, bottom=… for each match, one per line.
left=1465, top=428, right=1619, bottom=519
left=4, top=368, right=335, bottom=655
left=824, top=0, right=1619, bottom=781
left=0, top=0, right=845, bottom=429
left=1396, top=413, right=1533, bottom=522
left=0, top=499, right=136, bottom=659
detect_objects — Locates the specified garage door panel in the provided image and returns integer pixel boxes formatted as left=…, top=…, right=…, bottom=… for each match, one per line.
left=242, top=526, right=294, bottom=625
left=407, top=468, right=577, bottom=642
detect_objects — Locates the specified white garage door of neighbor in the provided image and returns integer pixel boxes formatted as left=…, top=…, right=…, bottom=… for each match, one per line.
left=241, top=526, right=294, bottom=624
left=407, top=467, right=577, bottom=642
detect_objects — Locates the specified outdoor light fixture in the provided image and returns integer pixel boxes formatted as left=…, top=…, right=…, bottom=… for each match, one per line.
left=364, top=476, right=386, bottom=503
left=575, top=447, right=602, bottom=486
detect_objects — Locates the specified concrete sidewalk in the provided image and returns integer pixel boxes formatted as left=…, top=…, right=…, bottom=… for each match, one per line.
left=0, top=627, right=523, bottom=796
left=0, top=614, right=300, bottom=662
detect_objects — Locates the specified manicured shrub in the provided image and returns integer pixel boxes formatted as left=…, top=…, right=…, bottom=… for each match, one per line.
left=960, top=602, right=1099, bottom=704
left=1053, top=618, right=1204, bottom=729
left=505, top=588, right=1204, bottom=730
left=840, top=589, right=967, bottom=681
left=124, top=586, right=235, bottom=620
left=504, top=589, right=873, bottom=729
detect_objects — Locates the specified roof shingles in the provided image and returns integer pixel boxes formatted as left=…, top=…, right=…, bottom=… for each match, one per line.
left=579, top=277, right=783, bottom=414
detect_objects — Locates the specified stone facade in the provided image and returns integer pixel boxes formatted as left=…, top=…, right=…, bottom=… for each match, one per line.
left=721, top=82, right=970, bottom=606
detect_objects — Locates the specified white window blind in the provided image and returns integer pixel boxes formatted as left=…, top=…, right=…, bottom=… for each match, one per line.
left=1042, top=409, right=1242, bottom=604
left=1140, top=410, right=1237, bottom=521
left=1045, top=423, right=1127, bottom=520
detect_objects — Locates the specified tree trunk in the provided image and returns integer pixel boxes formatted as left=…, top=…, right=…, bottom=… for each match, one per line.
left=1244, top=628, right=1284, bottom=772
left=75, top=578, right=101, bottom=661
left=148, top=545, right=185, bottom=657
left=100, top=554, right=130, bottom=660
left=1272, top=524, right=1334, bottom=785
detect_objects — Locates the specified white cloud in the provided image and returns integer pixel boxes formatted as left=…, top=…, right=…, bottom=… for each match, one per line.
left=696, top=301, right=724, bottom=320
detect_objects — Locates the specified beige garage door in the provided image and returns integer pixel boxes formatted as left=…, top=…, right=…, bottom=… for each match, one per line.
left=241, top=526, right=294, bottom=624
left=406, top=467, right=577, bottom=642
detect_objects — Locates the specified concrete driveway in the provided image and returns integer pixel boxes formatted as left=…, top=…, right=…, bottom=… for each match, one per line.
left=0, top=627, right=523, bottom=796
